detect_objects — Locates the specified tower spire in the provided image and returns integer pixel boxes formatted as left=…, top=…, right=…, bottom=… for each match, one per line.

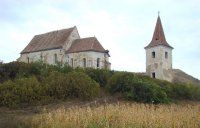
left=145, top=14, right=173, bottom=49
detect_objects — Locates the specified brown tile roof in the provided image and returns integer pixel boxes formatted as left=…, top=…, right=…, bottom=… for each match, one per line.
left=145, top=16, right=173, bottom=49
left=66, top=37, right=106, bottom=53
left=21, top=27, right=75, bottom=53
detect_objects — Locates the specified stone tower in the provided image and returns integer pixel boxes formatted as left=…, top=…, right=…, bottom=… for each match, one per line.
left=145, top=15, right=173, bottom=80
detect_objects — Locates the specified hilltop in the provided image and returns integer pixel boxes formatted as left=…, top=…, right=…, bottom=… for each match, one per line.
left=169, top=69, right=200, bottom=85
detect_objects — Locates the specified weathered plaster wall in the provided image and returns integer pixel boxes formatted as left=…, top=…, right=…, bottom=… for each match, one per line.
left=67, top=51, right=109, bottom=69
left=146, top=45, right=172, bottom=80
left=19, top=49, right=65, bottom=65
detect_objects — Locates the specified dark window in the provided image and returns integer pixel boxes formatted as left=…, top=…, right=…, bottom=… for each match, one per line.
left=27, top=57, right=29, bottom=63
left=152, top=72, right=156, bottom=78
left=40, top=55, right=43, bottom=61
left=165, top=52, right=168, bottom=59
left=83, top=58, right=86, bottom=68
left=97, top=58, right=100, bottom=68
left=152, top=52, right=155, bottom=58
left=71, top=58, right=73, bottom=68
left=54, top=54, right=57, bottom=63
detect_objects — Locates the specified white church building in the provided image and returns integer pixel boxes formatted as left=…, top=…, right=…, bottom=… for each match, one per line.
left=18, top=26, right=111, bottom=69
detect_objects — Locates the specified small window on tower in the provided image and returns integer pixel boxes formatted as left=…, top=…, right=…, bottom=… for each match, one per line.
left=152, top=52, right=155, bottom=58
left=165, top=52, right=168, bottom=59
left=152, top=72, right=156, bottom=78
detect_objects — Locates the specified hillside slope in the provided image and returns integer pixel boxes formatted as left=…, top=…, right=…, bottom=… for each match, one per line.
left=168, top=69, right=200, bottom=85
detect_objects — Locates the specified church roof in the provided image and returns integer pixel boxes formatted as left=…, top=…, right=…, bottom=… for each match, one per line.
left=21, top=27, right=75, bottom=53
left=145, top=15, right=173, bottom=49
left=66, top=37, right=107, bottom=53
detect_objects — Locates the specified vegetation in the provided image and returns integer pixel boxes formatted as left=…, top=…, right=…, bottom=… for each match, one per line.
left=45, top=71, right=100, bottom=100
left=0, top=61, right=200, bottom=107
left=29, top=102, right=200, bottom=128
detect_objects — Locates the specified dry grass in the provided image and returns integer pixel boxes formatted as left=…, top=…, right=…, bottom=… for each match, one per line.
left=31, top=102, right=200, bottom=128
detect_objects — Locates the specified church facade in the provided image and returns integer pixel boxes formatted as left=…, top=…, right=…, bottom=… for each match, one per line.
left=18, top=26, right=111, bottom=69
left=145, top=15, right=173, bottom=81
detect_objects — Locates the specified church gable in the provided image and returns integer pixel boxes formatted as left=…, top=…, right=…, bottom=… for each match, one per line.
left=21, top=26, right=76, bottom=54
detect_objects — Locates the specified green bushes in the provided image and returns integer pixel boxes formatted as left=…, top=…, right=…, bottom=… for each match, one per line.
left=45, top=71, right=100, bottom=100
left=107, top=72, right=168, bottom=103
left=0, top=77, right=44, bottom=107
left=107, top=72, right=200, bottom=103
left=0, top=71, right=100, bottom=107
left=170, top=82, right=200, bottom=100
left=83, top=68, right=113, bottom=87
left=0, top=61, right=73, bottom=83
left=1, top=61, right=200, bottom=107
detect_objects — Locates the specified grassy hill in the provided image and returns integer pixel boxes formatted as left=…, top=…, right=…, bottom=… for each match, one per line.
left=169, top=69, right=200, bottom=84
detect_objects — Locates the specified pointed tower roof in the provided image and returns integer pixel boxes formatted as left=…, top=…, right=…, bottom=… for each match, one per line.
left=145, top=15, right=173, bottom=49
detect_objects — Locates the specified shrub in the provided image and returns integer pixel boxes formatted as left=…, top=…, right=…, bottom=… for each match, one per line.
left=83, top=68, right=113, bottom=87
left=65, top=72, right=100, bottom=100
left=44, top=71, right=69, bottom=99
left=0, top=61, right=73, bottom=83
left=0, top=61, right=32, bottom=83
left=45, top=71, right=100, bottom=100
left=107, top=72, right=169, bottom=103
left=171, top=82, right=200, bottom=100
left=0, top=77, right=43, bottom=107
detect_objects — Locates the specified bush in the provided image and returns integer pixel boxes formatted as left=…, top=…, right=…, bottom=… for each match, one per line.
left=107, top=72, right=169, bottom=103
left=0, top=61, right=32, bottom=83
left=45, top=71, right=100, bottom=100
left=0, top=77, right=44, bottom=107
left=171, top=82, right=200, bottom=100
left=0, top=61, right=73, bottom=83
left=83, top=68, right=113, bottom=87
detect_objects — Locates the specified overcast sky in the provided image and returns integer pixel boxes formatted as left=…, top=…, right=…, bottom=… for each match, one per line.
left=0, top=0, right=200, bottom=79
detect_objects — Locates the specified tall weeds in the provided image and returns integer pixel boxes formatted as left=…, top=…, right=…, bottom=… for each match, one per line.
left=31, top=102, right=200, bottom=128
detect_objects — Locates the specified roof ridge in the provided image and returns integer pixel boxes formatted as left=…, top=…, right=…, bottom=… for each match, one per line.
left=21, top=26, right=76, bottom=54
left=35, top=27, right=74, bottom=36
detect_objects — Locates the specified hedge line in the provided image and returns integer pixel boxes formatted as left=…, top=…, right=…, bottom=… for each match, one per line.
left=0, top=61, right=200, bottom=107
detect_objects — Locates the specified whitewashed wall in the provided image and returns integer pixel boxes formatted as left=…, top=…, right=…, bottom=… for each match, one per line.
left=145, top=45, right=173, bottom=80
left=19, top=48, right=65, bottom=65
left=67, top=51, right=109, bottom=69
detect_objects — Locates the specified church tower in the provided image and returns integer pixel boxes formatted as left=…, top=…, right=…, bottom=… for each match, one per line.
left=145, top=14, right=173, bottom=80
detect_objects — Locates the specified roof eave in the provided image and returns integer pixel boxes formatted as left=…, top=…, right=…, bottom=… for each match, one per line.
left=145, top=44, right=174, bottom=49
left=21, top=46, right=63, bottom=54
left=66, top=49, right=107, bottom=54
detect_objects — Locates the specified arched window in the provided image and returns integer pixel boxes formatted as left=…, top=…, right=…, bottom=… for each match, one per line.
left=97, top=58, right=100, bottom=68
left=40, top=55, right=43, bottom=61
left=165, top=52, right=168, bottom=59
left=83, top=58, right=86, bottom=68
left=71, top=58, right=73, bottom=68
left=27, top=57, right=29, bottom=63
left=152, top=51, right=155, bottom=58
left=54, top=54, right=57, bottom=63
